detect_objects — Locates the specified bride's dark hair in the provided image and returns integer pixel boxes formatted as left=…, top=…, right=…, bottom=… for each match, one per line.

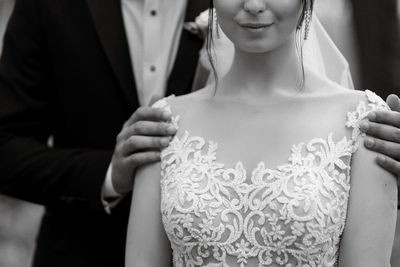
left=206, top=0, right=315, bottom=92
left=296, top=0, right=315, bottom=88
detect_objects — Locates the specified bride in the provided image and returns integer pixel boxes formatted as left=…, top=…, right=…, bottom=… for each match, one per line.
left=126, top=0, right=397, bottom=266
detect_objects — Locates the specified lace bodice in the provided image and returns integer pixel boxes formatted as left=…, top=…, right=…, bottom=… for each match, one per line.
left=155, top=90, right=388, bottom=267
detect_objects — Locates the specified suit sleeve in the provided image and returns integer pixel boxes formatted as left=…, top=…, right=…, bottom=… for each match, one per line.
left=0, top=0, right=112, bottom=213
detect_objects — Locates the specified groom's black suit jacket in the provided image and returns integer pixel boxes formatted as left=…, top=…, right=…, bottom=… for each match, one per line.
left=0, top=0, right=208, bottom=266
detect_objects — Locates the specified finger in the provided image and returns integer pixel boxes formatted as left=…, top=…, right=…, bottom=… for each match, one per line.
left=121, top=136, right=171, bottom=156
left=387, top=94, right=400, bottom=112
left=376, top=154, right=400, bottom=178
left=364, top=137, right=400, bottom=160
left=119, top=121, right=177, bottom=140
left=127, top=151, right=161, bottom=168
left=147, top=94, right=162, bottom=106
left=360, top=120, right=400, bottom=143
left=124, top=106, right=172, bottom=127
left=367, top=110, right=400, bottom=128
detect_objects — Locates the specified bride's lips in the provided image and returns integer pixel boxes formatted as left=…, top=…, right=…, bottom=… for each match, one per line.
left=238, top=22, right=274, bottom=32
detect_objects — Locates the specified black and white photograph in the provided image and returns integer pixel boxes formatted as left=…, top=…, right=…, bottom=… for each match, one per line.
left=0, top=0, right=399, bottom=266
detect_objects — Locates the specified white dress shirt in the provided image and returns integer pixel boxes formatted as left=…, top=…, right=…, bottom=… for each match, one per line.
left=0, top=0, right=15, bottom=53
left=102, top=0, right=188, bottom=211
left=122, top=0, right=187, bottom=106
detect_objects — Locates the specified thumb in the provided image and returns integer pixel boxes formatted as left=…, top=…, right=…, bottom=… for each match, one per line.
left=147, top=94, right=162, bottom=107
left=386, top=94, right=400, bottom=112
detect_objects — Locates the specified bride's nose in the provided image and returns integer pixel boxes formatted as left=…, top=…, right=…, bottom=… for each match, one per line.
left=244, top=0, right=267, bottom=15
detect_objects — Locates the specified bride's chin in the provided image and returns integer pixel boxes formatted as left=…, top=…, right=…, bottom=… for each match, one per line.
left=234, top=38, right=287, bottom=55
left=236, top=43, right=276, bottom=54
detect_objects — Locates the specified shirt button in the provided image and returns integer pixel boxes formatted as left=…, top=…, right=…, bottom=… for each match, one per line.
left=150, top=10, right=157, bottom=16
left=150, top=65, right=156, bottom=72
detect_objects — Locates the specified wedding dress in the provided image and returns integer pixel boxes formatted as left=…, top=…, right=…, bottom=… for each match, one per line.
left=154, top=90, right=389, bottom=267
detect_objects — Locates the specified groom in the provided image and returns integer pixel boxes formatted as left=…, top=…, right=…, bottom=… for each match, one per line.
left=0, top=1, right=399, bottom=267
left=0, top=0, right=208, bottom=266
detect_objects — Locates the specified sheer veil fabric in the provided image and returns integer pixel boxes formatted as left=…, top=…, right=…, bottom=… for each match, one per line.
left=303, top=16, right=354, bottom=89
left=197, top=15, right=355, bottom=90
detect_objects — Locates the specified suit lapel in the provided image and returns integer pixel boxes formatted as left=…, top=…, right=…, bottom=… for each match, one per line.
left=86, top=0, right=138, bottom=108
left=166, top=0, right=210, bottom=97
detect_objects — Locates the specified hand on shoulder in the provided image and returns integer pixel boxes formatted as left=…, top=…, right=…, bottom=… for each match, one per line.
left=359, top=93, right=400, bottom=180
left=110, top=95, right=178, bottom=194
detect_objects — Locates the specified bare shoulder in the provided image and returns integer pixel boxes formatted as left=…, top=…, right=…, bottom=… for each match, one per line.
left=164, top=85, right=214, bottom=116
left=328, top=86, right=369, bottom=107
left=308, top=73, right=382, bottom=110
left=329, top=86, right=387, bottom=112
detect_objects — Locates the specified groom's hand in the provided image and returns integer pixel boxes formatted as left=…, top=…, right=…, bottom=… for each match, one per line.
left=360, top=94, right=400, bottom=179
left=110, top=97, right=177, bottom=194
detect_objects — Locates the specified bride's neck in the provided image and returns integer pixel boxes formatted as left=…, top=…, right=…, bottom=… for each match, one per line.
left=218, top=36, right=302, bottom=99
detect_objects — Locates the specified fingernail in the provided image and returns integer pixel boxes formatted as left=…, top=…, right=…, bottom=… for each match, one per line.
left=365, top=137, right=375, bottom=148
left=368, top=112, right=376, bottom=121
left=359, top=121, right=369, bottom=131
left=163, top=111, right=172, bottom=120
left=377, top=155, right=386, bottom=164
left=167, top=125, right=177, bottom=134
left=161, top=138, right=170, bottom=146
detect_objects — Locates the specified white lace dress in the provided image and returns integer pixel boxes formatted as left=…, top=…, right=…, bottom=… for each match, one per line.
left=154, top=90, right=389, bottom=267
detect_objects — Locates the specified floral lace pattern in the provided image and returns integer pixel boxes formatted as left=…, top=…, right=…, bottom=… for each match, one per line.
left=155, top=90, right=388, bottom=267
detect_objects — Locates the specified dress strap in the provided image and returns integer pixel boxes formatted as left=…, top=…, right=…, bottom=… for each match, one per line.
left=151, top=95, right=180, bottom=129
left=151, top=94, right=175, bottom=110
left=345, top=90, right=389, bottom=145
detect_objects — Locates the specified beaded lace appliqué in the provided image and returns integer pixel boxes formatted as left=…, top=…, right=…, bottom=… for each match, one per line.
left=154, top=91, right=389, bottom=267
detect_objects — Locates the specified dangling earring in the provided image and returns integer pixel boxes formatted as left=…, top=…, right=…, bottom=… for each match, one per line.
left=304, top=8, right=312, bottom=40
left=214, top=8, right=221, bottom=39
